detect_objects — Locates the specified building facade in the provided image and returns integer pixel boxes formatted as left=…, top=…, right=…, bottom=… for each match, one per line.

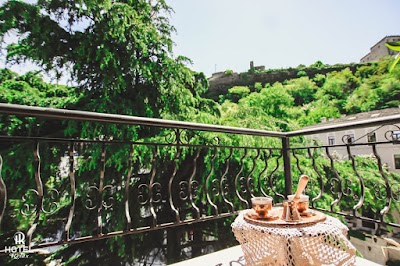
left=360, top=35, right=400, bottom=63
left=305, top=108, right=400, bottom=172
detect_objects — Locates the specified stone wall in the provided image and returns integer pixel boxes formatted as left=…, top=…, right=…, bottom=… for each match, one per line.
left=205, top=65, right=361, bottom=100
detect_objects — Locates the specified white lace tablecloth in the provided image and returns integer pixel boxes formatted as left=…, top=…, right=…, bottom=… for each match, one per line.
left=232, top=209, right=356, bottom=266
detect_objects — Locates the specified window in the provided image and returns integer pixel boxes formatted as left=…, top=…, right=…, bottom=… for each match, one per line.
left=395, top=154, right=400, bottom=169
left=328, top=136, right=335, bottom=145
left=347, top=134, right=355, bottom=144
left=368, top=132, right=376, bottom=143
left=393, top=130, right=400, bottom=141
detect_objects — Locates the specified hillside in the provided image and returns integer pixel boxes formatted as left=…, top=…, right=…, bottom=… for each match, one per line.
left=206, top=61, right=364, bottom=100
left=212, top=58, right=400, bottom=131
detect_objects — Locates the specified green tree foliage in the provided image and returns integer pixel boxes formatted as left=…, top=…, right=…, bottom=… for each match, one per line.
left=285, top=77, right=317, bottom=106
left=0, top=0, right=209, bottom=120
left=254, top=82, right=263, bottom=92
left=218, top=58, right=400, bottom=128
left=309, top=60, right=325, bottom=69
left=0, top=1, right=219, bottom=265
left=0, top=70, right=80, bottom=108
left=296, top=70, right=307, bottom=77
left=316, top=68, right=359, bottom=100
left=224, top=86, right=250, bottom=102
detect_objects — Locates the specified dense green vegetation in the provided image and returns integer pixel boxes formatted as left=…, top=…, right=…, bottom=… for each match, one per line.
left=219, top=58, right=400, bottom=130
left=0, top=0, right=400, bottom=265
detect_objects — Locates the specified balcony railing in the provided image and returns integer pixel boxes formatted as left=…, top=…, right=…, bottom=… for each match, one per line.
left=0, top=103, right=400, bottom=255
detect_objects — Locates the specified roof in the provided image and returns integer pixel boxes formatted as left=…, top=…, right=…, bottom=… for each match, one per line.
left=303, top=107, right=400, bottom=130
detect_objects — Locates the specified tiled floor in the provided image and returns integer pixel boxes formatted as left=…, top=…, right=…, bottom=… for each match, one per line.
left=169, top=245, right=383, bottom=266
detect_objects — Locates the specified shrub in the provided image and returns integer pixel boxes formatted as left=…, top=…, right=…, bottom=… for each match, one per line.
left=297, top=70, right=307, bottom=77
left=224, top=69, right=234, bottom=75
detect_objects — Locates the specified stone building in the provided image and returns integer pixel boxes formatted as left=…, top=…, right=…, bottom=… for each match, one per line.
left=360, top=35, right=400, bottom=63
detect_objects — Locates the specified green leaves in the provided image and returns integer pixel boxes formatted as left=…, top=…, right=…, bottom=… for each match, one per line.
left=0, top=0, right=202, bottom=121
left=386, top=41, right=400, bottom=72
left=388, top=53, right=400, bottom=73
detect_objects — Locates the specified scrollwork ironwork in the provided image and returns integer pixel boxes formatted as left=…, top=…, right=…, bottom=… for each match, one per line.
left=329, top=178, right=339, bottom=195
left=137, top=184, right=149, bottom=205
left=102, top=185, right=115, bottom=209
left=307, top=148, right=323, bottom=207
left=220, top=148, right=234, bottom=211
left=85, top=185, right=100, bottom=210
left=151, top=182, right=162, bottom=203
left=205, top=147, right=219, bottom=214
left=211, top=179, right=220, bottom=197
left=346, top=144, right=364, bottom=216
left=188, top=149, right=201, bottom=218
left=371, top=143, right=392, bottom=219
left=342, top=179, right=355, bottom=198
left=221, top=178, right=230, bottom=197
left=235, top=149, right=250, bottom=208
left=209, top=137, right=220, bottom=146
left=246, top=149, right=260, bottom=198
left=391, top=183, right=400, bottom=202
left=164, top=129, right=192, bottom=145
left=21, top=189, right=39, bottom=216
left=372, top=183, right=387, bottom=201
left=326, top=146, right=342, bottom=211
left=179, top=181, right=189, bottom=201
left=168, top=142, right=181, bottom=222
left=191, top=181, right=199, bottom=200
left=239, top=177, right=247, bottom=194
left=42, top=188, right=60, bottom=214
left=292, top=149, right=304, bottom=174
left=148, top=146, right=159, bottom=226
left=27, top=141, right=44, bottom=247
left=384, top=125, right=400, bottom=142
left=259, top=149, right=271, bottom=197
left=84, top=184, right=115, bottom=210
left=268, top=150, right=284, bottom=200
left=164, top=130, right=178, bottom=144
left=341, top=134, right=354, bottom=144
left=21, top=188, right=61, bottom=216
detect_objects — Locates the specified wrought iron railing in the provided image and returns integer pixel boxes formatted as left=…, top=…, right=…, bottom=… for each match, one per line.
left=0, top=103, right=400, bottom=254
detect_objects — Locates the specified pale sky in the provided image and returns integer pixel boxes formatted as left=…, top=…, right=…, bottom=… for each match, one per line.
left=168, top=0, right=400, bottom=77
left=1, top=0, right=399, bottom=80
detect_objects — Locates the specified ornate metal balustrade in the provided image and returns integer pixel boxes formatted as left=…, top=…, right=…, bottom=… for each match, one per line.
left=0, top=103, right=400, bottom=253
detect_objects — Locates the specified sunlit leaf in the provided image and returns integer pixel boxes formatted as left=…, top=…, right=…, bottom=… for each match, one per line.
left=386, top=41, right=400, bottom=52
left=388, top=53, right=400, bottom=72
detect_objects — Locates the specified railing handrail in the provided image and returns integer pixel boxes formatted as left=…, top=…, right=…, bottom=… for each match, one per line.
left=0, top=103, right=285, bottom=138
left=1, top=103, right=399, bottom=138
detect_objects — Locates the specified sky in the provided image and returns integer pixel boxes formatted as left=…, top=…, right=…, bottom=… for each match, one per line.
left=1, top=0, right=399, bottom=80
left=168, top=0, right=400, bottom=77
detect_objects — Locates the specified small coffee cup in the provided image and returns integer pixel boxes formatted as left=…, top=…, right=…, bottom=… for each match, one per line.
left=251, top=197, right=273, bottom=218
left=287, top=194, right=309, bottom=213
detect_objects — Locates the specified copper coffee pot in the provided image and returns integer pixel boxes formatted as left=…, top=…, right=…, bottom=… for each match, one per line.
left=282, top=175, right=309, bottom=222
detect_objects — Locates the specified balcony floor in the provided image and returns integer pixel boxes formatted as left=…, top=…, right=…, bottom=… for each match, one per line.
left=169, top=245, right=382, bottom=266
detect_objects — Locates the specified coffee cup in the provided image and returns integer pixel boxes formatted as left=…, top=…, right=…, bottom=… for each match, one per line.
left=251, top=197, right=273, bottom=218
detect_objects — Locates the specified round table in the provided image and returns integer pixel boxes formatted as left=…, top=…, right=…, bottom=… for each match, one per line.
left=231, top=209, right=356, bottom=266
